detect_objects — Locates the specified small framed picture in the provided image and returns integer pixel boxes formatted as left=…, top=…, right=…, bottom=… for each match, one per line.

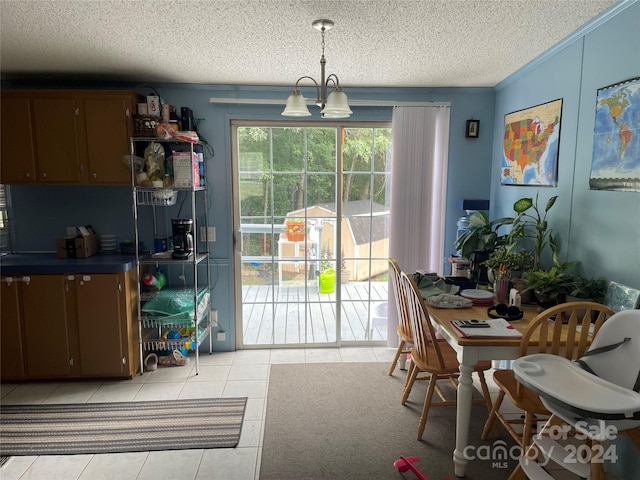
left=466, top=119, right=480, bottom=138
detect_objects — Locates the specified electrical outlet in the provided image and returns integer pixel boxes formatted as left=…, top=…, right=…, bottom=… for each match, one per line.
left=199, top=226, right=216, bottom=242
left=210, top=309, right=218, bottom=326
left=217, top=331, right=226, bottom=341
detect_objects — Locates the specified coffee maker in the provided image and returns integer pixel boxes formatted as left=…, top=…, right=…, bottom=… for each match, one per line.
left=172, top=219, right=194, bottom=259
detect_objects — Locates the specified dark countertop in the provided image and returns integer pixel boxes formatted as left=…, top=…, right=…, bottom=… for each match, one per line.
left=0, top=253, right=137, bottom=275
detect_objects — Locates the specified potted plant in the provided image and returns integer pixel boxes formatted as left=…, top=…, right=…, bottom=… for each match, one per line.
left=318, top=244, right=335, bottom=294
left=483, top=245, right=533, bottom=303
left=454, top=210, right=516, bottom=260
left=562, top=274, right=608, bottom=320
left=284, top=217, right=305, bottom=242
left=454, top=210, right=516, bottom=285
left=566, top=275, right=607, bottom=303
left=483, top=245, right=533, bottom=278
left=340, top=252, right=350, bottom=283
left=522, top=237, right=575, bottom=308
left=510, top=193, right=558, bottom=271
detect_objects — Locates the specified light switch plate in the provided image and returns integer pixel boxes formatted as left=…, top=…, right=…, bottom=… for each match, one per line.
left=217, top=332, right=226, bottom=341
left=199, top=226, right=216, bottom=242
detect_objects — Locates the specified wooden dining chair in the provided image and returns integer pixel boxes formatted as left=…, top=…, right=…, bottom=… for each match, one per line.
left=387, top=258, right=413, bottom=375
left=399, top=270, right=493, bottom=440
left=481, top=301, right=615, bottom=452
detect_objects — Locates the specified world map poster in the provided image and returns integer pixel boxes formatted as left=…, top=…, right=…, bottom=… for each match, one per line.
left=589, top=77, right=640, bottom=192
left=501, top=99, right=562, bottom=186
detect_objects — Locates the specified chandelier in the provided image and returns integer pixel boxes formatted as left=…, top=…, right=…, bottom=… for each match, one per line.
left=281, top=19, right=353, bottom=118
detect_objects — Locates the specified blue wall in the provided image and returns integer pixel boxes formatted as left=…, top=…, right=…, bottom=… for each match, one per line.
left=5, top=85, right=495, bottom=351
left=6, top=1, right=638, bottom=353
left=490, top=0, right=640, bottom=289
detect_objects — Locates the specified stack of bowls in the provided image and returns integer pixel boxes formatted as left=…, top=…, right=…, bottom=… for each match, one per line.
left=460, top=288, right=495, bottom=306
left=100, top=234, right=117, bottom=253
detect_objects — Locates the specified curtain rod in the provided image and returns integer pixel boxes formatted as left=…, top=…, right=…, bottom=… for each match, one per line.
left=209, top=97, right=450, bottom=107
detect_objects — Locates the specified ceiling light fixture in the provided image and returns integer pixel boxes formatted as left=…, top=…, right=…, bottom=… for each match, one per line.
left=281, top=19, right=352, bottom=119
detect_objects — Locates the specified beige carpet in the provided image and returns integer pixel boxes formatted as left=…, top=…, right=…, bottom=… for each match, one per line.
left=261, top=362, right=517, bottom=480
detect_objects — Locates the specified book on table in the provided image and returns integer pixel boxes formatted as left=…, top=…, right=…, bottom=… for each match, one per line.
left=451, top=318, right=522, bottom=338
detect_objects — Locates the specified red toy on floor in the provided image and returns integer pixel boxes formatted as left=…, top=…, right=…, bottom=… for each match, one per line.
left=393, top=456, right=453, bottom=480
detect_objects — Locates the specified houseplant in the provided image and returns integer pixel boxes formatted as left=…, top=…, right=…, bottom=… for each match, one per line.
left=522, top=236, right=575, bottom=308
left=483, top=245, right=533, bottom=277
left=563, top=274, right=608, bottom=319
left=454, top=210, right=517, bottom=285
left=566, top=275, right=608, bottom=303
left=510, top=193, right=558, bottom=271
left=318, top=244, right=336, bottom=294
left=340, top=253, right=350, bottom=283
left=484, top=246, right=534, bottom=303
left=454, top=210, right=516, bottom=260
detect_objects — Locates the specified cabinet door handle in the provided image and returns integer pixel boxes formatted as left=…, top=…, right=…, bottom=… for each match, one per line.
left=75, top=107, right=80, bottom=116
left=122, top=356, right=126, bottom=365
left=69, top=357, right=74, bottom=366
left=25, top=172, right=31, bottom=178
left=41, top=172, right=47, bottom=178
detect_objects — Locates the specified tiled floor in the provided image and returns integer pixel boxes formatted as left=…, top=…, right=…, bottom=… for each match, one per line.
left=1, top=348, right=614, bottom=480
left=0, top=347, right=400, bottom=480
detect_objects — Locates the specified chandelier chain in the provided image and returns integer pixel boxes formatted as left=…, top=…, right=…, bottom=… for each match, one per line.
left=320, top=26, right=326, bottom=59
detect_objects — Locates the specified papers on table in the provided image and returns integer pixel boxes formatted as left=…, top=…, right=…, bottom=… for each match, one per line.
left=451, top=318, right=522, bottom=338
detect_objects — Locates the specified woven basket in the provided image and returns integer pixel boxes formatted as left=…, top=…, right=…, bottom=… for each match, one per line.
left=133, top=115, right=162, bottom=137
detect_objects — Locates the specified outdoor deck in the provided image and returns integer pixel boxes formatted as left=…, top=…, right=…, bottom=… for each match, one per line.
left=242, top=282, right=389, bottom=345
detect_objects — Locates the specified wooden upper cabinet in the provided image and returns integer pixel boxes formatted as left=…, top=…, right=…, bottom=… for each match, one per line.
left=32, top=96, right=83, bottom=183
left=83, top=94, right=134, bottom=184
left=1, top=89, right=135, bottom=185
left=0, top=96, right=37, bottom=183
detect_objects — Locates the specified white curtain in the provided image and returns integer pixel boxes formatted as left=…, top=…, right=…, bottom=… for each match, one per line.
left=387, top=106, right=450, bottom=346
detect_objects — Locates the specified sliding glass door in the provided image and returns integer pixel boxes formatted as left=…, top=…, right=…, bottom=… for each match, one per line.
left=232, top=121, right=391, bottom=348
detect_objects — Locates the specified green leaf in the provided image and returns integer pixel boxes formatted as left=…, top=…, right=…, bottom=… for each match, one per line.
left=545, top=196, right=558, bottom=212
left=513, top=197, right=533, bottom=213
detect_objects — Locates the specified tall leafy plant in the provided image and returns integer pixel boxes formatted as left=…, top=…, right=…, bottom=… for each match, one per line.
left=511, top=193, right=558, bottom=271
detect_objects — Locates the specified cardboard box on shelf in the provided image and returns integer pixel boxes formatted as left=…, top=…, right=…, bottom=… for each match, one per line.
left=173, top=151, right=200, bottom=187
left=56, top=234, right=100, bottom=258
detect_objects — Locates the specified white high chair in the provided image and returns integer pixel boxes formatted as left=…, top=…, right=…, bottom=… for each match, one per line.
left=511, top=309, right=640, bottom=479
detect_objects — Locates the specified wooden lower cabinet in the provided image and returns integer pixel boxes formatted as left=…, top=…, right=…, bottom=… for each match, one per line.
left=0, top=278, right=26, bottom=379
left=21, top=275, right=73, bottom=378
left=75, top=270, right=139, bottom=377
left=0, top=270, right=139, bottom=381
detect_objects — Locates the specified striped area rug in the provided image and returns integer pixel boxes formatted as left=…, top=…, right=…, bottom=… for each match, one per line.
left=0, top=397, right=247, bottom=456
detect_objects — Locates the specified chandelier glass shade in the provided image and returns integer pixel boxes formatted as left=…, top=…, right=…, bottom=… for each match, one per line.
left=281, top=19, right=352, bottom=119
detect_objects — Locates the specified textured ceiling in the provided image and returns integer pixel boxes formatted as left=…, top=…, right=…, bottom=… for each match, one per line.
left=0, top=0, right=620, bottom=88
